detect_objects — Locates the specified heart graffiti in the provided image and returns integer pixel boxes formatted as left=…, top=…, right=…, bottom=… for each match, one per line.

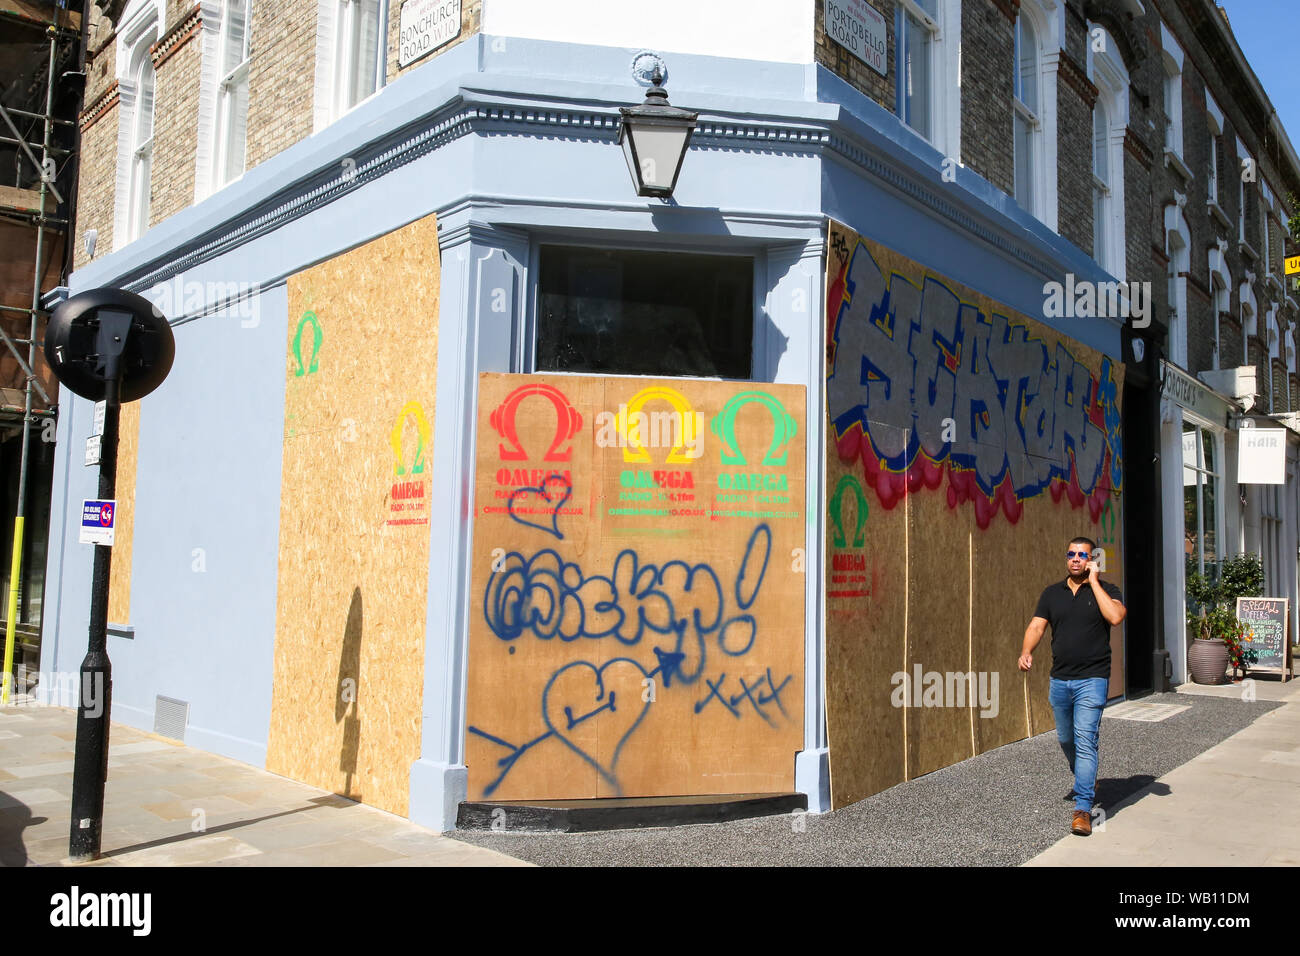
left=507, top=473, right=572, bottom=540
left=541, top=657, right=652, bottom=795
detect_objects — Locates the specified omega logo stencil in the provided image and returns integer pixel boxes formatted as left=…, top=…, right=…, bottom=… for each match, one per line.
left=387, top=400, right=432, bottom=527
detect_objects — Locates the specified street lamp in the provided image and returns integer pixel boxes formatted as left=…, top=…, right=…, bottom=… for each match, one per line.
left=617, top=68, right=698, bottom=198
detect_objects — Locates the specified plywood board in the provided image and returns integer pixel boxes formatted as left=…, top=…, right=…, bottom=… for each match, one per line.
left=824, top=221, right=1125, bottom=807
left=466, top=374, right=806, bottom=800
left=266, top=213, right=439, bottom=817
left=107, top=400, right=140, bottom=625
left=823, top=433, right=906, bottom=806
left=905, top=489, right=977, bottom=778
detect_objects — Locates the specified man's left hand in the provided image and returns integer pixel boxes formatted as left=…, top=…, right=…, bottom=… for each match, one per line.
left=1086, top=560, right=1100, bottom=583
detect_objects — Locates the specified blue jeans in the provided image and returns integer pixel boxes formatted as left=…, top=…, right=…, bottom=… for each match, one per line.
left=1049, top=677, right=1108, bottom=812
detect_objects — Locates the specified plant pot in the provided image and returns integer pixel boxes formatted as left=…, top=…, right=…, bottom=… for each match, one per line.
left=1189, top=638, right=1231, bottom=685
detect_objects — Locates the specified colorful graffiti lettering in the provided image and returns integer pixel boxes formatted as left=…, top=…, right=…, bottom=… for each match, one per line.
left=471, top=524, right=791, bottom=796
left=826, top=239, right=1122, bottom=528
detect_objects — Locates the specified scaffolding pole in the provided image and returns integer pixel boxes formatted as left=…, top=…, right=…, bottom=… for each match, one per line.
left=1, top=27, right=59, bottom=704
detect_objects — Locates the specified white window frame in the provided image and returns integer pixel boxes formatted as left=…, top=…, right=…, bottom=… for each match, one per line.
left=1262, top=181, right=1275, bottom=277
left=1160, top=22, right=1184, bottom=162
left=196, top=0, right=252, bottom=199
left=1205, top=88, right=1224, bottom=205
left=895, top=0, right=960, bottom=159
left=1182, top=415, right=1225, bottom=582
left=1241, top=275, right=1258, bottom=366
left=112, top=0, right=165, bottom=250
left=1208, top=241, right=1230, bottom=370
left=1266, top=306, right=1280, bottom=412
left=313, top=0, right=388, bottom=131
left=1087, top=24, right=1128, bottom=282
left=1237, top=136, right=1254, bottom=249
left=1165, top=203, right=1190, bottom=369
left=1286, top=328, right=1296, bottom=412
left=1013, top=1, right=1060, bottom=226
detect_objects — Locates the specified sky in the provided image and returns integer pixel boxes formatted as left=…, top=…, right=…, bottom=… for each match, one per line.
left=1219, top=1, right=1300, bottom=158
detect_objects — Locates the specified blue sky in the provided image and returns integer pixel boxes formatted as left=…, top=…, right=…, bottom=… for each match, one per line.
left=1220, top=2, right=1300, bottom=155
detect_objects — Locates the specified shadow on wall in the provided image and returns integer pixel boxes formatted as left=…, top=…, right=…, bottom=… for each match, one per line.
left=0, top=794, right=46, bottom=867
left=336, top=587, right=363, bottom=801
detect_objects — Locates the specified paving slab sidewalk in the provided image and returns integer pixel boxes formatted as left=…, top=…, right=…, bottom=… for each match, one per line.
left=0, top=703, right=530, bottom=867
left=1026, top=676, right=1300, bottom=866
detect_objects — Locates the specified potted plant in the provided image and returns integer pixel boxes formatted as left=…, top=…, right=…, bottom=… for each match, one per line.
left=1186, top=553, right=1265, bottom=685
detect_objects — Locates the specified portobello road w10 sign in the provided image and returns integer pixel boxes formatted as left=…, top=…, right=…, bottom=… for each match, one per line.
left=825, top=0, right=888, bottom=76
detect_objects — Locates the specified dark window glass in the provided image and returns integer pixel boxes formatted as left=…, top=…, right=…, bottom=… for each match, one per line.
left=536, top=246, right=753, bottom=378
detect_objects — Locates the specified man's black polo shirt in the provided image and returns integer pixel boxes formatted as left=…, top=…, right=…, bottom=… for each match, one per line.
left=1033, top=577, right=1124, bottom=680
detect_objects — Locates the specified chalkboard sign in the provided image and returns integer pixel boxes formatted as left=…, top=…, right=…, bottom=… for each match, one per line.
left=1236, top=597, right=1291, bottom=678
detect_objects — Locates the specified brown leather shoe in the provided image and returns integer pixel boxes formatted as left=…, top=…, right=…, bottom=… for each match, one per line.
left=1071, top=810, right=1092, bottom=836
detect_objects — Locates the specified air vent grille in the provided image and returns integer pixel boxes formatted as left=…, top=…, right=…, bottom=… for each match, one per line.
left=153, top=695, right=188, bottom=741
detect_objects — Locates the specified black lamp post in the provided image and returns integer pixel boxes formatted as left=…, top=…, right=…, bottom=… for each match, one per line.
left=45, top=287, right=174, bottom=861
left=617, top=68, right=698, bottom=198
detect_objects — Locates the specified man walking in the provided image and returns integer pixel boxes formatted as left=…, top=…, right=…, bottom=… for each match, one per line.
left=1018, top=536, right=1126, bottom=836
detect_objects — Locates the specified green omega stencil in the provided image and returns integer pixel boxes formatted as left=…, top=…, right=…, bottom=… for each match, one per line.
left=293, top=312, right=323, bottom=377
left=710, top=391, right=798, bottom=466
left=829, top=473, right=869, bottom=548
left=1099, top=498, right=1117, bottom=545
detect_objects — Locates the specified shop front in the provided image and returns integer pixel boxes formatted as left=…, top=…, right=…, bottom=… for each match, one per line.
left=42, top=36, right=1129, bottom=829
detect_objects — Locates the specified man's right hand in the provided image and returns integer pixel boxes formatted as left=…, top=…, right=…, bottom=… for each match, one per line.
left=1018, top=652, right=1032, bottom=671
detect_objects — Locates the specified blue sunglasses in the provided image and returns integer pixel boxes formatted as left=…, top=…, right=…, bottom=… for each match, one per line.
left=1066, top=550, right=1092, bottom=559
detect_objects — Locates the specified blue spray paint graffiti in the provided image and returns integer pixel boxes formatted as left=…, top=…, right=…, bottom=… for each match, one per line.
left=470, top=524, right=791, bottom=796
left=506, top=472, right=573, bottom=539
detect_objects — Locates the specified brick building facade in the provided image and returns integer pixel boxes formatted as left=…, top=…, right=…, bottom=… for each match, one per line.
left=73, top=0, right=482, bottom=270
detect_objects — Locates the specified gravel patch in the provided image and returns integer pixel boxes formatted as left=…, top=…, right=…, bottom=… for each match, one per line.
left=450, top=692, right=1282, bottom=866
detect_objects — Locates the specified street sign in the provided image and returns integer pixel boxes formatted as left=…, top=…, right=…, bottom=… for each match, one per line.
left=84, top=435, right=101, bottom=467
left=92, top=400, right=105, bottom=437
left=1286, top=254, right=1300, bottom=276
left=78, top=499, right=115, bottom=546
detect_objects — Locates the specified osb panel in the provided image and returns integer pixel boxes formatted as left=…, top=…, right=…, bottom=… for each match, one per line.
left=266, top=213, right=439, bottom=818
left=970, top=478, right=1042, bottom=752
left=466, top=373, right=806, bottom=800
left=824, top=220, right=1125, bottom=807
left=106, top=400, right=140, bottom=625
left=905, top=490, right=977, bottom=779
left=824, top=433, right=906, bottom=807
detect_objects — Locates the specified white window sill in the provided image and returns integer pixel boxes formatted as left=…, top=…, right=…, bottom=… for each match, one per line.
left=1239, top=238, right=1260, bottom=262
left=1266, top=273, right=1284, bottom=296
left=1164, top=147, right=1193, bottom=182
left=1207, top=199, right=1231, bottom=230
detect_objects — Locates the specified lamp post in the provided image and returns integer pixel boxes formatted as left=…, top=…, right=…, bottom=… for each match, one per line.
left=45, top=288, right=174, bottom=861
left=617, top=68, right=698, bottom=198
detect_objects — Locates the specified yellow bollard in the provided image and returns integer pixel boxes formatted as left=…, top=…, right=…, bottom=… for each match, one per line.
left=1, top=516, right=25, bottom=704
